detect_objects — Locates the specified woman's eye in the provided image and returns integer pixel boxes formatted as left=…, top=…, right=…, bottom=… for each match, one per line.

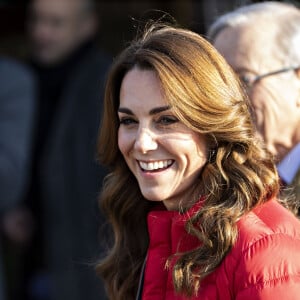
left=158, top=116, right=179, bottom=125
left=119, top=117, right=137, bottom=125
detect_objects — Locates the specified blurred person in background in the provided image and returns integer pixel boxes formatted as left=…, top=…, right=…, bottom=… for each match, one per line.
left=20, top=0, right=110, bottom=299
left=208, top=1, right=300, bottom=216
left=0, top=56, right=36, bottom=300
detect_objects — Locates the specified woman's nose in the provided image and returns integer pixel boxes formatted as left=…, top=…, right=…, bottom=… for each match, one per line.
left=134, top=128, right=158, bottom=154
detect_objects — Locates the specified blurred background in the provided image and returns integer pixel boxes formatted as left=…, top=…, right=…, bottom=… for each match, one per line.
left=1, top=0, right=297, bottom=59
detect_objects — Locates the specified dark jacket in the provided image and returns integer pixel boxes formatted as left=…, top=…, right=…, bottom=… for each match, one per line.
left=0, top=57, right=35, bottom=300
left=0, top=57, right=35, bottom=212
left=28, top=44, right=110, bottom=300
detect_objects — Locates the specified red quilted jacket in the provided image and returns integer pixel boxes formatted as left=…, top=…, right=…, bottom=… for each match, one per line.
left=141, top=198, right=300, bottom=299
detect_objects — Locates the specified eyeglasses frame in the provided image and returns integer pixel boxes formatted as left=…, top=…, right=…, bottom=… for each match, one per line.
left=239, top=65, right=300, bottom=89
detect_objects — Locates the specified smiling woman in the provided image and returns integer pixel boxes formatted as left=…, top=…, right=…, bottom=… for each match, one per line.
left=96, top=22, right=300, bottom=300
left=118, top=68, right=208, bottom=210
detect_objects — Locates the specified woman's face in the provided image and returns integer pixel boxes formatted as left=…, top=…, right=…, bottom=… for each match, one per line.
left=118, top=67, right=208, bottom=210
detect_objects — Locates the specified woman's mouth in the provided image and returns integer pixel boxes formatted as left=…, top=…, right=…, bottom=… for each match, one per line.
left=138, top=159, right=174, bottom=172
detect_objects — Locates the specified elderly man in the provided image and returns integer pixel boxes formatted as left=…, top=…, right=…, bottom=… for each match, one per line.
left=208, top=1, right=300, bottom=215
left=21, top=0, right=110, bottom=299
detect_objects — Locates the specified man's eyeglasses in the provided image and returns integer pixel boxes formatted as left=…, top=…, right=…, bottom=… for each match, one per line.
left=238, top=66, right=300, bottom=89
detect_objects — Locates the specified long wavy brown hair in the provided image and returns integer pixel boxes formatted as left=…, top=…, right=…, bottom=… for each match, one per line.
left=96, top=23, right=279, bottom=299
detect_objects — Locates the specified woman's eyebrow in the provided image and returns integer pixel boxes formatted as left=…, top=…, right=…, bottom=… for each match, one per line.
left=118, top=105, right=171, bottom=115
left=149, top=105, right=171, bottom=115
left=118, top=107, right=133, bottom=115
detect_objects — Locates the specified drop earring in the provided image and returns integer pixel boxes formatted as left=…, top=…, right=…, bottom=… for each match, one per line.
left=208, top=148, right=217, bottom=163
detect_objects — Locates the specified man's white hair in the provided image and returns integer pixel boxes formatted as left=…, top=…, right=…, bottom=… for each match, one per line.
left=208, top=1, right=300, bottom=66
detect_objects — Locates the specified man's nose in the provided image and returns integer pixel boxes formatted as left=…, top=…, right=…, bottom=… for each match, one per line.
left=134, top=128, right=158, bottom=154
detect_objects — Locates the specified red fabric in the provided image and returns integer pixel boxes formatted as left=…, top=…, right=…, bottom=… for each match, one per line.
left=142, top=199, right=300, bottom=299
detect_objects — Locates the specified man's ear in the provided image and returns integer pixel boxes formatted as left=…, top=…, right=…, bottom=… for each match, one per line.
left=295, top=67, right=300, bottom=78
left=295, top=68, right=300, bottom=107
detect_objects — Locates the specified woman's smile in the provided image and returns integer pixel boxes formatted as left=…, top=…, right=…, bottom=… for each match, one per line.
left=138, top=159, right=174, bottom=172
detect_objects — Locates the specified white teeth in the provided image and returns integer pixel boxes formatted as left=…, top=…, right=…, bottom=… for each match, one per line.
left=139, top=159, right=173, bottom=171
